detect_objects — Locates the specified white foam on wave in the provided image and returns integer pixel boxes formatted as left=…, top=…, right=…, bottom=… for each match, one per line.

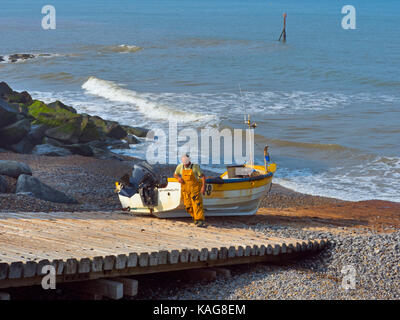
left=82, top=77, right=218, bottom=124
left=274, top=155, right=400, bottom=202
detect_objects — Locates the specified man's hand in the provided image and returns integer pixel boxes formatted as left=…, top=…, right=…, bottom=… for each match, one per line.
left=201, top=185, right=205, bottom=195
left=174, top=174, right=184, bottom=184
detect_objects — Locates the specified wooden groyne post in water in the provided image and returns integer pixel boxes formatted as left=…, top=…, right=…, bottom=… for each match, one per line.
left=278, top=13, right=287, bottom=42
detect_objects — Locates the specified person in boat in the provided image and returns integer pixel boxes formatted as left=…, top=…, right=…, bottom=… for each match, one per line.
left=174, top=154, right=206, bottom=227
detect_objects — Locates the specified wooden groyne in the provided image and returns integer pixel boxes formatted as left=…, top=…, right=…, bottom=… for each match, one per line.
left=0, top=211, right=327, bottom=297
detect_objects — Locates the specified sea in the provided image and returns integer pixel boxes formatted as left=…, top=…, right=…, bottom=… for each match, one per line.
left=1, top=0, right=399, bottom=202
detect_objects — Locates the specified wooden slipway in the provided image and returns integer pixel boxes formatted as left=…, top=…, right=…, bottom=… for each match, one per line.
left=0, top=211, right=327, bottom=289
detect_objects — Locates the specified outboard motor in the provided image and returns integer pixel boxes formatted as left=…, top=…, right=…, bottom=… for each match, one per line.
left=118, top=161, right=168, bottom=208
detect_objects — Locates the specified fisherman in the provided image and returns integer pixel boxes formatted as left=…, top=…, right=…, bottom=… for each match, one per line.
left=174, top=154, right=206, bottom=227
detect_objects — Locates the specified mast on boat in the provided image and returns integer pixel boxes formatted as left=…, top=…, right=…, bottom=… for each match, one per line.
left=244, top=114, right=257, bottom=167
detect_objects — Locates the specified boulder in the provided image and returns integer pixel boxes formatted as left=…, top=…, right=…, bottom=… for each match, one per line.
left=44, top=117, right=82, bottom=144
left=42, top=136, right=64, bottom=147
left=48, top=101, right=77, bottom=114
left=62, top=144, right=94, bottom=157
left=16, top=174, right=78, bottom=204
left=0, top=82, right=13, bottom=97
left=0, top=160, right=32, bottom=178
left=0, top=118, right=31, bottom=146
left=79, top=117, right=101, bottom=143
left=4, top=91, right=33, bottom=106
left=0, top=98, right=18, bottom=128
left=32, top=144, right=72, bottom=157
left=105, top=122, right=127, bottom=139
left=0, top=175, right=7, bottom=193
left=122, top=126, right=150, bottom=138
left=27, top=100, right=78, bottom=127
left=10, top=137, right=35, bottom=154
left=124, top=134, right=140, bottom=145
left=8, top=54, right=35, bottom=63
left=104, top=138, right=130, bottom=150
left=26, top=124, right=49, bottom=145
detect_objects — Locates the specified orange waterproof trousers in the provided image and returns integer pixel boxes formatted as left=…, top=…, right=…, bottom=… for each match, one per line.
left=181, top=167, right=204, bottom=222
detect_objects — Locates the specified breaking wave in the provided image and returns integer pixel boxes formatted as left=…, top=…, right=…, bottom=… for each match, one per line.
left=81, top=76, right=217, bottom=123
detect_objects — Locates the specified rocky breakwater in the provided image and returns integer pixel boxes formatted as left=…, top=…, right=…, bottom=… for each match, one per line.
left=0, top=81, right=149, bottom=159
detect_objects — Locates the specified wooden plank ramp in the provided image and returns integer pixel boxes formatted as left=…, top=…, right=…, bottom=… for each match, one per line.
left=0, top=211, right=328, bottom=289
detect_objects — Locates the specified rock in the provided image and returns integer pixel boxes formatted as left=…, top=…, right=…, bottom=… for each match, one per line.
left=4, top=91, right=33, bottom=106
left=0, top=118, right=31, bottom=146
left=104, top=138, right=130, bottom=149
left=8, top=54, right=35, bottom=63
left=10, top=136, right=35, bottom=154
left=26, top=124, right=49, bottom=145
left=62, top=144, right=94, bottom=157
left=0, top=98, right=18, bottom=128
left=122, top=126, right=150, bottom=138
left=79, top=117, right=101, bottom=143
left=42, top=136, right=64, bottom=147
left=124, top=134, right=140, bottom=144
left=90, top=116, right=127, bottom=139
left=32, top=144, right=72, bottom=157
left=106, top=123, right=127, bottom=139
left=0, top=160, right=32, bottom=178
left=0, top=175, right=7, bottom=193
left=0, top=82, right=13, bottom=97
left=28, top=100, right=78, bottom=127
left=44, top=117, right=82, bottom=144
left=16, top=174, right=78, bottom=204
left=47, top=101, right=77, bottom=114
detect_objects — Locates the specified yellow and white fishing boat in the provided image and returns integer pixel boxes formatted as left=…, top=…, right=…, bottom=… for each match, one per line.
left=115, top=115, right=276, bottom=218
left=116, top=162, right=276, bottom=218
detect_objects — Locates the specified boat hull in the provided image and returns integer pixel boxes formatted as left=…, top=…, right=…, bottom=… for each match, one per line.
left=118, top=172, right=273, bottom=218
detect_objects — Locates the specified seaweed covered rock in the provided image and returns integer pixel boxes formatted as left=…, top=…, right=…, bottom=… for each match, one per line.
left=16, top=174, right=78, bottom=204
left=0, top=160, right=32, bottom=178
left=44, top=117, right=82, bottom=144
left=47, top=100, right=77, bottom=114
left=79, top=116, right=101, bottom=143
left=27, top=100, right=78, bottom=127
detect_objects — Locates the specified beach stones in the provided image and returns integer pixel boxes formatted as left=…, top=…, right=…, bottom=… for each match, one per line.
left=0, top=160, right=32, bottom=178
left=16, top=174, right=77, bottom=204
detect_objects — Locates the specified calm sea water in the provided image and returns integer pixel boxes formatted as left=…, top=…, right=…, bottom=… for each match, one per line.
left=1, top=0, right=399, bottom=201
